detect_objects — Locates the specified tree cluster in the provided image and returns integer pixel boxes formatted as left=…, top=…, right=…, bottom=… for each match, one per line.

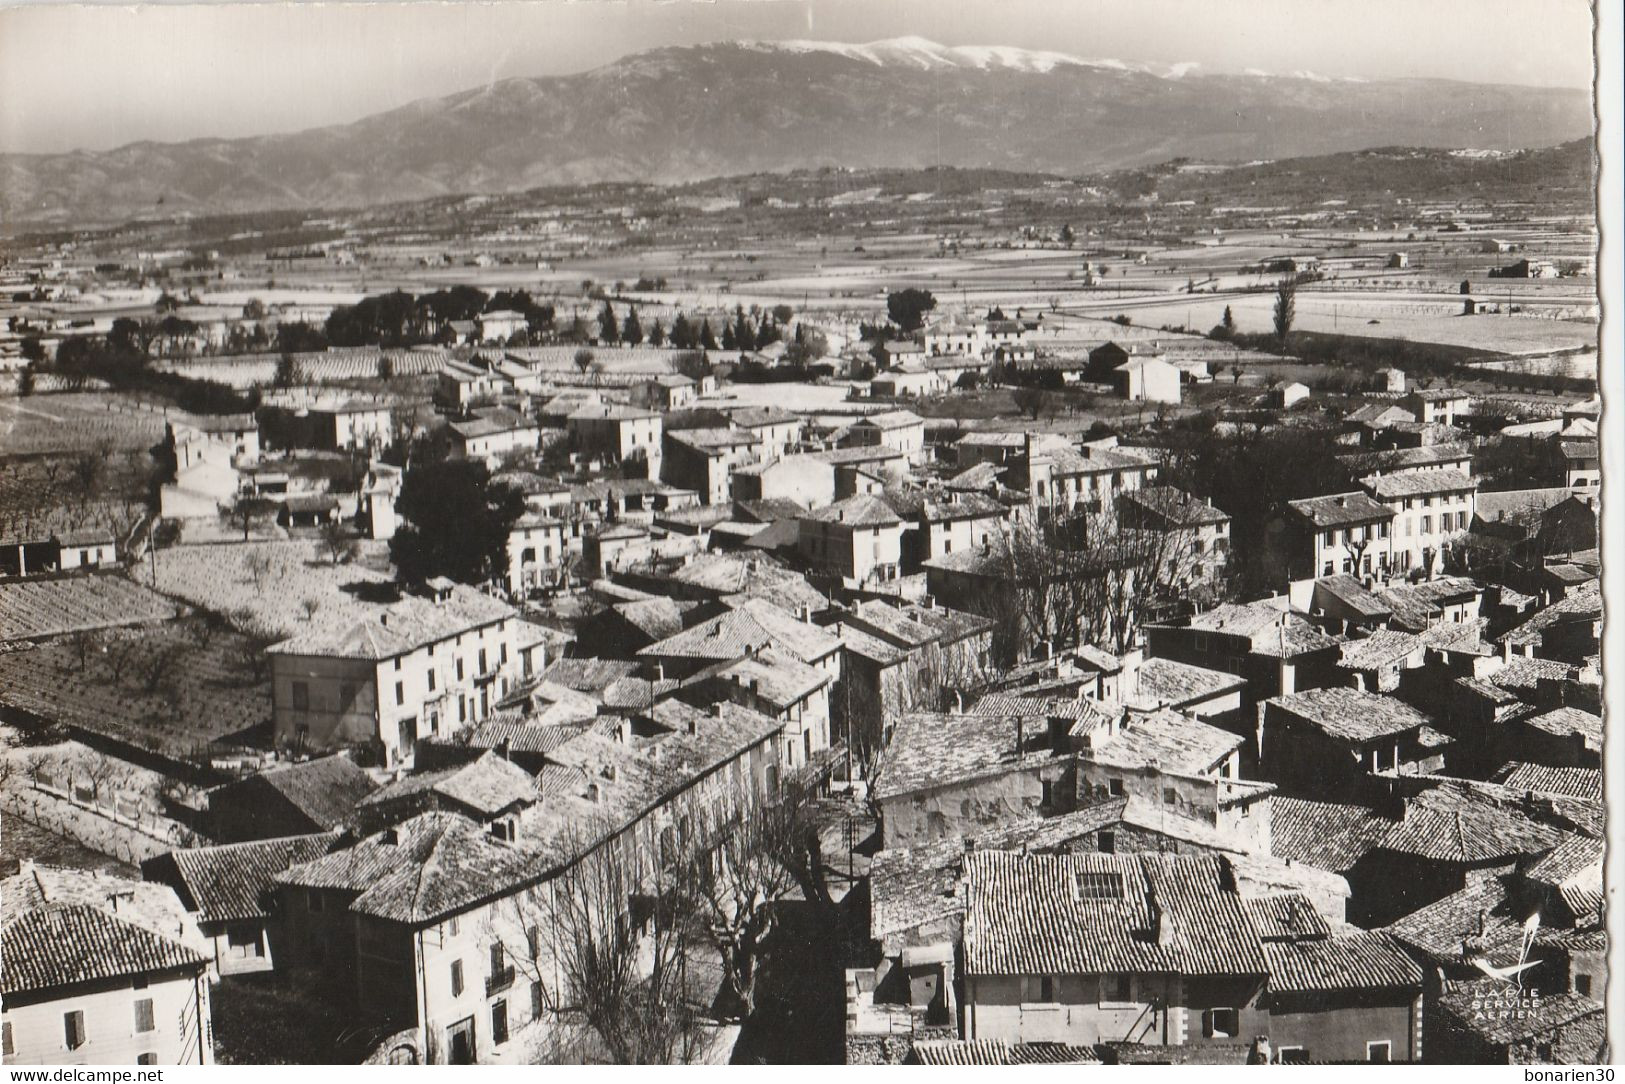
left=389, top=458, right=526, bottom=586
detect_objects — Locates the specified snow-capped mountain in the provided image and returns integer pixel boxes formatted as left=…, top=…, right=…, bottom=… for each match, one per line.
left=0, top=37, right=1592, bottom=226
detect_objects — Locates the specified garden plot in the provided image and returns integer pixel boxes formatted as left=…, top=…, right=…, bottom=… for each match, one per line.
left=149, top=539, right=395, bottom=640
left=0, top=575, right=177, bottom=644
left=0, top=618, right=272, bottom=761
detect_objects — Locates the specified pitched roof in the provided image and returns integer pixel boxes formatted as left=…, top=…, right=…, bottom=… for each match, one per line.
left=1339, top=442, right=1473, bottom=475
left=1263, top=930, right=1423, bottom=995
left=267, top=585, right=514, bottom=660
left=162, top=835, right=338, bottom=924
left=1375, top=784, right=1569, bottom=864
left=1269, top=797, right=1392, bottom=873
left=1182, top=602, right=1339, bottom=657
left=1497, top=582, right=1601, bottom=647
left=1521, top=706, right=1601, bottom=751
left=1360, top=468, right=1475, bottom=500
left=1122, top=657, right=1247, bottom=711
left=1338, top=629, right=1423, bottom=670
left=638, top=598, right=837, bottom=664
left=800, top=494, right=903, bottom=527
left=1435, top=981, right=1603, bottom=1046
left=1285, top=491, right=1394, bottom=528
left=853, top=409, right=924, bottom=430
left=1266, top=688, right=1429, bottom=744
left=2, top=905, right=206, bottom=995
left=1313, top=574, right=1392, bottom=620
left=1086, top=707, right=1244, bottom=775
left=232, top=755, right=379, bottom=829
left=961, top=850, right=1268, bottom=977
left=912, top=1040, right=1102, bottom=1066
left=874, top=711, right=1058, bottom=802
left=1244, top=892, right=1331, bottom=942
left=356, top=751, right=539, bottom=818
left=1490, top=762, right=1602, bottom=802
left=1120, top=486, right=1230, bottom=527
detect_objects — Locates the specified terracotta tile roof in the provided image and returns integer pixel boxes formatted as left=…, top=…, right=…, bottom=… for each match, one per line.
left=1491, top=762, right=1601, bottom=801
left=1523, top=834, right=1602, bottom=895
left=1521, top=706, right=1601, bottom=751
left=1497, top=581, right=1601, bottom=646
left=844, top=598, right=995, bottom=649
left=267, top=585, right=514, bottom=660
left=1376, top=576, right=1481, bottom=631
left=1244, top=893, right=1331, bottom=942
left=1418, top=618, right=1495, bottom=656
left=1312, top=574, right=1392, bottom=619
left=873, top=712, right=1060, bottom=802
left=710, top=647, right=830, bottom=708
left=912, top=1040, right=1102, bottom=1065
left=1339, top=441, right=1473, bottom=475
left=1360, top=468, right=1475, bottom=500
left=2, top=905, right=206, bottom=995
left=852, top=409, right=925, bottom=430
left=1284, top=491, right=1394, bottom=529
left=1487, top=656, right=1578, bottom=691
left=801, top=494, right=903, bottom=527
left=1386, top=873, right=1522, bottom=967
left=1265, top=688, right=1429, bottom=744
left=464, top=716, right=595, bottom=756
left=356, top=751, right=539, bottom=819
left=1375, top=784, right=1568, bottom=864
left=1123, top=657, right=1246, bottom=710
left=961, top=850, right=1268, bottom=978
left=974, top=692, right=1120, bottom=730
left=1264, top=930, right=1422, bottom=995
left=1269, top=797, right=1392, bottom=872
left=541, top=657, right=638, bottom=692
left=234, top=755, right=380, bottom=830
left=1182, top=602, right=1339, bottom=657
left=639, top=599, right=837, bottom=665
left=1338, top=629, right=1423, bottom=670
left=1086, top=708, right=1243, bottom=775
left=163, top=835, right=338, bottom=924
left=1120, top=486, right=1230, bottom=527
left=1436, top=981, right=1603, bottom=1046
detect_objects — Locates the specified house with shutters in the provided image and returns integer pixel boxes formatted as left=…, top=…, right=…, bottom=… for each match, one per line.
left=958, top=850, right=1270, bottom=1049
left=266, top=582, right=528, bottom=768
left=270, top=702, right=783, bottom=1064
left=1, top=864, right=214, bottom=1066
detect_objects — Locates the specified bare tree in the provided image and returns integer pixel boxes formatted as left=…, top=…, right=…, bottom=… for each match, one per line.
left=486, top=824, right=713, bottom=1065
left=243, top=549, right=274, bottom=590
left=137, top=642, right=186, bottom=694
left=1011, top=386, right=1048, bottom=421
left=319, top=520, right=360, bottom=566
left=300, top=597, right=322, bottom=623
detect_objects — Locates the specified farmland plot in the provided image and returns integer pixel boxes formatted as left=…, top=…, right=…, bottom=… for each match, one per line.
left=149, top=539, right=394, bottom=639
left=0, top=575, right=177, bottom=644
left=0, top=619, right=272, bottom=760
left=0, top=393, right=170, bottom=456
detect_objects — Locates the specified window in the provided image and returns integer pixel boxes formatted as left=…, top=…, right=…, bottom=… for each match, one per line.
left=1040, top=780, right=1055, bottom=809
left=427, top=670, right=436, bottom=692
left=2, top=1021, right=12, bottom=1057
left=292, top=681, right=310, bottom=711
left=64, top=1010, right=86, bottom=1050
left=1203, top=1007, right=1238, bottom=1039
left=1366, top=1041, right=1392, bottom=1063
left=1576, top=974, right=1593, bottom=997
left=395, top=681, right=405, bottom=706
left=527, top=926, right=540, bottom=961
left=450, top=959, right=465, bottom=997
left=531, top=980, right=545, bottom=1021
left=1075, top=871, right=1125, bottom=900
left=479, top=649, right=488, bottom=674
left=457, top=659, right=466, bottom=682
left=1039, top=976, right=1055, bottom=1002
left=134, top=998, right=155, bottom=1033
left=490, top=943, right=505, bottom=977
left=1108, top=778, right=1125, bottom=797
left=449, top=916, right=460, bottom=936
left=1420, top=515, right=1433, bottom=534
left=1278, top=1048, right=1309, bottom=1064
left=138, top=1053, right=157, bottom=1065
left=1098, top=831, right=1116, bottom=854
left=394, top=657, right=402, bottom=671
left=491, top=1000, right=509, bottom=1046
left=1163, top=787, right=1177, bottom=805
left=1100, top=975, right=1132, bottom=1004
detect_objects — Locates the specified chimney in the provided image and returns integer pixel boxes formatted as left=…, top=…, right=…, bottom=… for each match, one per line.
left=380, top=613, right=389, bottom=628
left=1148, top=887, right=1175, bottom=946
left=686, top=716, right=699, bottom=736
left=601, top=763, right=617, bottom=782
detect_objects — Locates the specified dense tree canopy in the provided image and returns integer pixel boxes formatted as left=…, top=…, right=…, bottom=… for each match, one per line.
left=886, top=288, right=937, bottom=332
left=389, top=459, right=526, bottom=586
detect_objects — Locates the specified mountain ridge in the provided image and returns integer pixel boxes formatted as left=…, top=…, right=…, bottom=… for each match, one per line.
left=0, top=38, right=1594, bottom=228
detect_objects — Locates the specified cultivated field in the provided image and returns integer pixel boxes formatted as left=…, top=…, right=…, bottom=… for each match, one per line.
left=0, top=618, right=272, bottom=760
left=0, top=393, right=171, bottom=456
left=155, top=346, right=451, bottom=389
left=149, top=539, right=394, bottom=639
left=0, top=574, right=178, bottom=643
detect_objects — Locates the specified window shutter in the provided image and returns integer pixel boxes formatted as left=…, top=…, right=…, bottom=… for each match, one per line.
left=135, top=998, right=155, bottom=1033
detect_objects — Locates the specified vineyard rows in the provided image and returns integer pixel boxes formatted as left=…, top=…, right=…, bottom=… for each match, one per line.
left=0, top=575, right=177, bottom=643
left=155, top=347, right=451, bottom=389
left=0, top=394, right=169, bottom=456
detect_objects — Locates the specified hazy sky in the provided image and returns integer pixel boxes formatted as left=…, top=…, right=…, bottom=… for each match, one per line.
left=0, top=0, right=1597, bottom=155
